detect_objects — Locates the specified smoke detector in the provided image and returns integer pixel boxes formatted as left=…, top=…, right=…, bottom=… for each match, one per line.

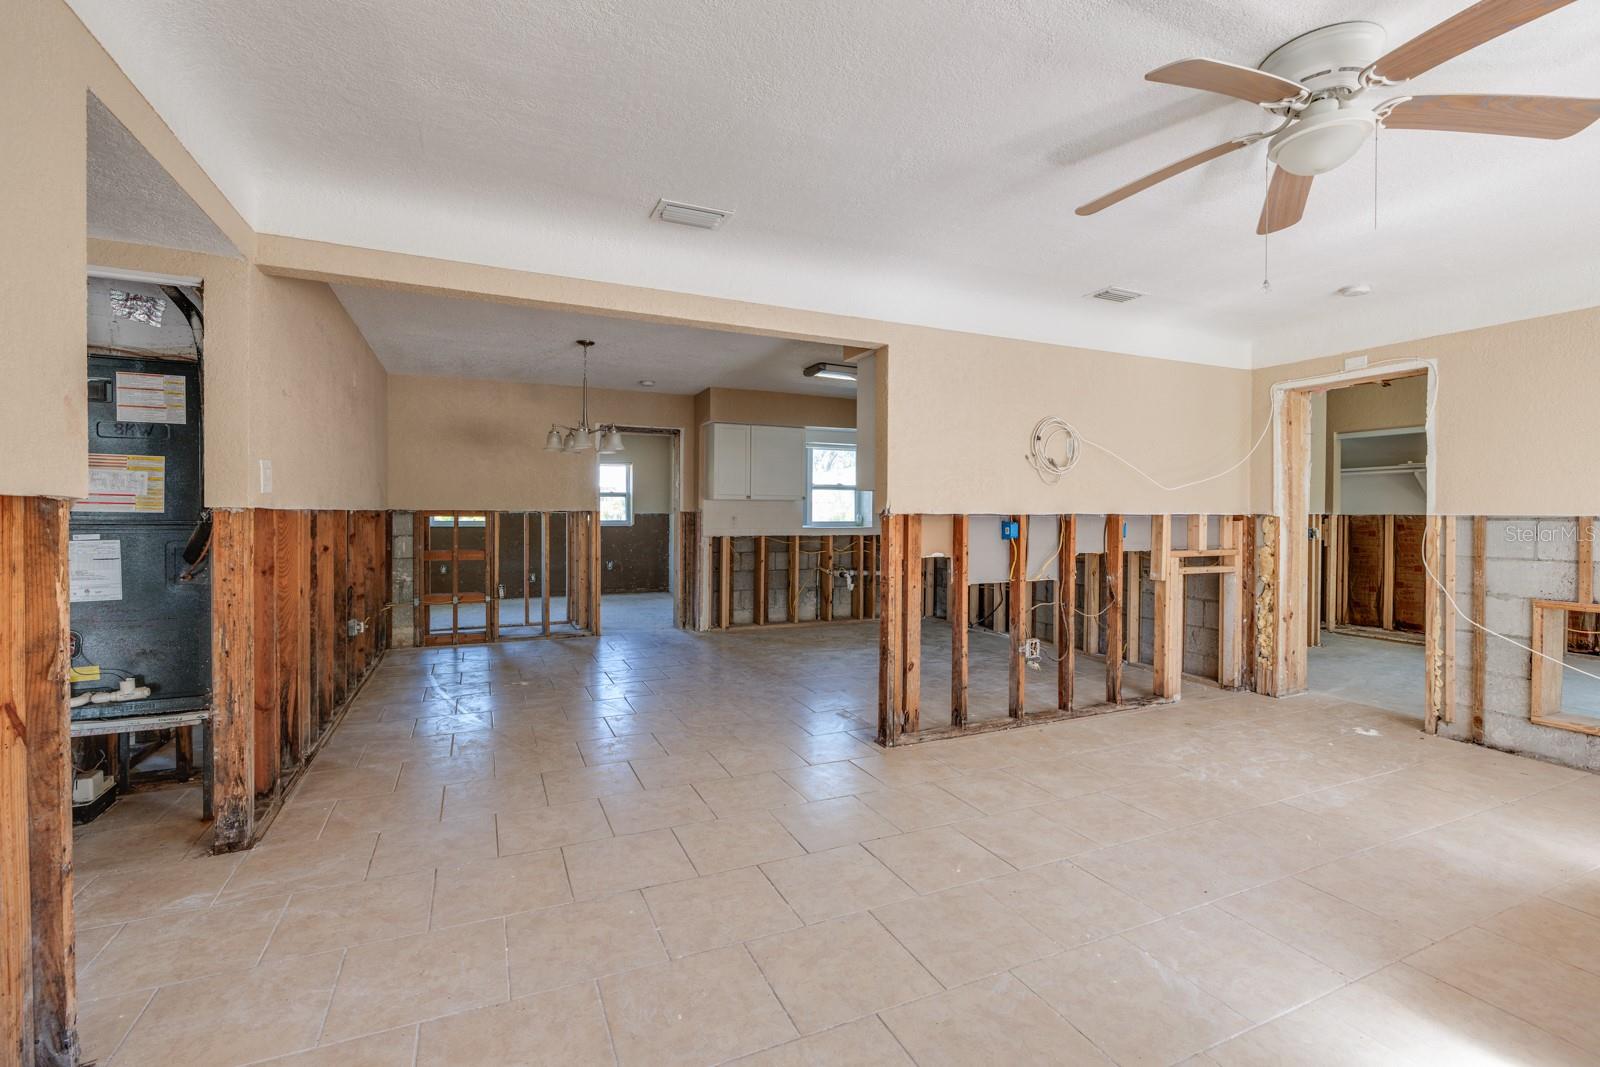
left=1088, top=286, right=1144, bottom=304
left=652, top=199, right=731, bottom=230
left=1337, top=283, right=1373, bottom=297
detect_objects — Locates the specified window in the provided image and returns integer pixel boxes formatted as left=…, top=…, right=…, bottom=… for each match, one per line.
left=598, top=462, right=632, bottom=525
left=806, top=443, right=860, bottom=527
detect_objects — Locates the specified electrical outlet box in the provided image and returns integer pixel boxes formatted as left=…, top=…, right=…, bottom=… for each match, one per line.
left=1023, top=637, right=1041, bottom=659
left=1000, top=520, right=1020, bottom=541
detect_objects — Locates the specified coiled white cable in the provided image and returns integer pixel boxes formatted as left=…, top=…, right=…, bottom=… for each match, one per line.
left=1028, top=412, right=1276, bottom=492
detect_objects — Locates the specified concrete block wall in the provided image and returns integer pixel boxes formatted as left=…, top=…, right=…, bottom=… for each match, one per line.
left=1135, top=555, right=1220, bottom=679
left=727, top=535, right=839, bottom=625
left=390, top=511, right=415, bottom=648
left=1445, top=516, right=1600, bottom=770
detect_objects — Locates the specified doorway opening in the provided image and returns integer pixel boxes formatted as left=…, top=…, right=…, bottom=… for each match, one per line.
left=1273, top=362, right=1441, bottom=725
left=600, top=429, right=680, bottom=635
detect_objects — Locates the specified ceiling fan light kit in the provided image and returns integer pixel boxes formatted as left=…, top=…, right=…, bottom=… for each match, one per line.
left=1077, top=0, right=1596, bottom=232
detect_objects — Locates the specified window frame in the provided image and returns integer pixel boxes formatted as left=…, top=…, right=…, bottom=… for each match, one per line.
left=804, top=441, right=862, bottom=528
left=598, top=461, right=634, bottom=527
left=1529, top=598, right=1600, bottom=737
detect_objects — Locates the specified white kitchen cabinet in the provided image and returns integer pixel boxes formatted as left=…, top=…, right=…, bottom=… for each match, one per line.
left=705, top=423, right=806, bottom=501
left=748, top=425, right=806, bottom=499
left=709, top=423, right=751, bottom=500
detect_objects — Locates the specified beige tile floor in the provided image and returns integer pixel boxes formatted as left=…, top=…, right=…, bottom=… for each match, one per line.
left=71, top=621, right=1600, bottom=1066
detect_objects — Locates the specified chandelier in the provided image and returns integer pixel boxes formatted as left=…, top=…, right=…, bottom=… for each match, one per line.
left=544, top=339, right=624, bottom=454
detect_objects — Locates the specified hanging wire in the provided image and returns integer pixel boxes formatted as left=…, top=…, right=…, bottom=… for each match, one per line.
left=1373, top=122, right=1380, bottom=231
left=1262, top=152, right=1271, bottom=293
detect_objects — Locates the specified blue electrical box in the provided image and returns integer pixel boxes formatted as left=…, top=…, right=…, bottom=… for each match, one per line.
left=1000, top=519, right=1020, bottom=541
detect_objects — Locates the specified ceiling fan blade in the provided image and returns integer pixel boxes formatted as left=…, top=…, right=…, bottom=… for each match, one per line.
left=1146, top=59, right=1308, bottom=105
left=1381, top=94, right=1600, bottom=138
left=1369, top=0, right=1578, bottom=84
left=1076, top=138, right=1255, bottom=216
left=1257, top=168, right=1313, bottom=235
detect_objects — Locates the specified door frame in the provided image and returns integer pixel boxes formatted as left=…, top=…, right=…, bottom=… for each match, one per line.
left=1266, top=358, right=1438, bottom=705
left=414, top=511, right=495, bottom=646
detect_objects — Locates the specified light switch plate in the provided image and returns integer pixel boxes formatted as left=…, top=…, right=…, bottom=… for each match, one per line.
left=258, top=458, right=273, bottom=494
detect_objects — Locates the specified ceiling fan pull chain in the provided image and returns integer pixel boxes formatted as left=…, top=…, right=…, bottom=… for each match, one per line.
left=1261, top=153, right=1271, bottom=293
left=1373, top=123, right=1380, bottom=232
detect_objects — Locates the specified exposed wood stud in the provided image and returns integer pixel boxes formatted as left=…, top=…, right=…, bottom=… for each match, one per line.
left=1381, top=514, right=1396, bottom=631
left=1276, top=390, right=1312, bottom=696
left=210, top=509, right=256, bottom=852
left=1081, top=553, right=1101, bottom=655
left=877, top=515, right=904, bottom=745
left=852, top=535, right=864, bottom=619
left=1057, top=516, right=1077, bottom=711
left=1471, top=516, right=1487, bottom=744
left=787, top=535, right=800, bottom=623
left=1240, top=516, right=1259, bottom=693
left=901, top=515, right=922, bottom=733
left=25, top=499, right=77, bottom=1067
left=1125, top=550, right=1141, bottom=667
left=950, top=515, right=969, bottom=727
left=1104, top=515, right=1124, bottom=705
left=755, top=536, right=768, bottom=626
left=252, top=510, right=279, bottom=796
left=1442, top=517, right=1458, bottom=725
left=1423, top=516, right=1444, bottom=734
left=1, top=497, right=31, bottom=1066
left=1008, top=515, right=1028, bottom=718
left=1579, top=517, right=1596, bottom=655
left=718, top=536, right=731, bottom=629
left=1151, top=515, right=1183, bottom=699
left=1219, top=517, right=1245, bottom=688
left=541, top=512, right=552, bottom=636
left=819, top=536, right=834, bottom=623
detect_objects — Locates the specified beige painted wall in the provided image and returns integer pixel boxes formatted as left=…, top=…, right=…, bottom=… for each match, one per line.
left=261, top=238, right=1257, bottom=517
left=1253, top=305, right=1600, bottom=514
left=696, top=388, right=856, bottom=429
left=620, top=432, right=674, bottom=513
left=248, top=273, right=387, bottom=508
left=1, top=0, right=253, bottom=499
left=387, top=375, right=695, bottom=512
left=84, top=240, right=387, bottom=509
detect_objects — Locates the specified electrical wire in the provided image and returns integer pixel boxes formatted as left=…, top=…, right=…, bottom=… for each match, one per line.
left=1421, top=527, right=1600, bottom=686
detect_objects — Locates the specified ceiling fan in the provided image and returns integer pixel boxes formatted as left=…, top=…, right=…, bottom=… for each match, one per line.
left=1076, top=0, right=1600, bottom=234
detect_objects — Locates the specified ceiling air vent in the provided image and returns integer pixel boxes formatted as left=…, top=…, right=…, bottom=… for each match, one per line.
left=652, top=199, right=731, bottom=230
left=1088, top=286, right=1143, bottom=304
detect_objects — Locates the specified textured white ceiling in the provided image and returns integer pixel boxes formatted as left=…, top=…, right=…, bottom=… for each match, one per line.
left=67, top=1, right=1600, bottom=367
left=87, top=94, right=238, bottom=258
left=331, top=283, right=851, bottom=397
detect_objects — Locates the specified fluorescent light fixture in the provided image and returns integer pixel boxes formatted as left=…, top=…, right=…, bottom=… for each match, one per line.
left=803, top=362, right=858, bottom=383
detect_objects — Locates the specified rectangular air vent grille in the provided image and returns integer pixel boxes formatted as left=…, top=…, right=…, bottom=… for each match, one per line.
left=1089, top=286, right=1143, bottom=303
left=653, top=199, right=731, bottom=230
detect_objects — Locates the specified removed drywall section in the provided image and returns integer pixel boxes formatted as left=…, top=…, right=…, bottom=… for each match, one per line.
left=1449, top=517, right=1600, bottom=770
left=601, top=515, right=670, bottom=593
